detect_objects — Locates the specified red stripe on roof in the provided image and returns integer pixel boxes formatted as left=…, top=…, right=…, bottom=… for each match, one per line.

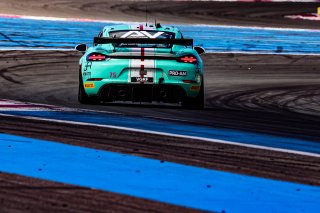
left=141, top=47, right=145, bottom=61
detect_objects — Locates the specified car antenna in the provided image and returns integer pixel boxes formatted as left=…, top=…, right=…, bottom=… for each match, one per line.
left=154, top=19, right=162, bottom=28
left=145, top=2, right=148, bottom=27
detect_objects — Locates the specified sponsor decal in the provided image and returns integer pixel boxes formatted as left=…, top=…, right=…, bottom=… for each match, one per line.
left=84, top=82, right=95, bottom=89
left=83, top=72, right=91, bottom=78
left=120, top=31, right=164, bottom=39
left=190, top=85, right=200, bottom=91
left=169, top=70, right=187, bottom=76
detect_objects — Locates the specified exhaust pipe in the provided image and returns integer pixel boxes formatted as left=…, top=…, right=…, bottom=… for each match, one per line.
left=159, top=90, right=167, bottom=98
left=118, top=90, right=126, bottom=97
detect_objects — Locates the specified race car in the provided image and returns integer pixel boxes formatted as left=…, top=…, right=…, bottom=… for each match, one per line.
left=76, top=23, right=205, bottom=108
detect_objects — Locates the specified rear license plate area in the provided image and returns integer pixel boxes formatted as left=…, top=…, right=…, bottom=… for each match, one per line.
left=131, top=77, right=154, bottom=83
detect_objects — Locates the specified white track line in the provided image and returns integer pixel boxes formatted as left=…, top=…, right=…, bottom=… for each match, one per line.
left=0, top=112, right=319, bottom=158
left=285, top=14, right=320, bottom=21
left=188, top=23, right=320, bottom=32
left=0, top=13, right=138, bottom=24
left=204, top=51, right=320, bottom=56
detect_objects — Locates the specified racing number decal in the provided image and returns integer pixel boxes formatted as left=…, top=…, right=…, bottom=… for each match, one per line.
left=109, top=72, right=116, bottom=78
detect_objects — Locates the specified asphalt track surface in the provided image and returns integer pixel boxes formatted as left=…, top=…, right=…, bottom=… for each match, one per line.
left=1, top=1, right=320, bottom=212
left=1, top=51, right=320, bottom=141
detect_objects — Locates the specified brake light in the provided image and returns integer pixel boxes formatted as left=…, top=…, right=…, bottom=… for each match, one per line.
left=178, top=55, right=197, bottom=63
left=183, top=80, right=197, bottom=83
left=87, top=53, right=107, bottom=61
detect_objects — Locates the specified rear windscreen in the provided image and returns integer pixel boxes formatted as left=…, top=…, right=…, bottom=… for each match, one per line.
left=108, top=30, right=175, bottom=48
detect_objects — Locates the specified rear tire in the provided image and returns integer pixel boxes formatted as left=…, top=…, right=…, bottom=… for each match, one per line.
left=181, top=82, right=204, bottom=109
left=78, top=73, right=98, bottom=104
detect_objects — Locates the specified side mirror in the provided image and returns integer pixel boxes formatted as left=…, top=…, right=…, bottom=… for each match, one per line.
left=75, top=44, right=88, bottom=53
left=194, top=46, right=205, bottom=55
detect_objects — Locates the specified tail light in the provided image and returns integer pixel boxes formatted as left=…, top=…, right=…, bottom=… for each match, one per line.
left=87, top=78, right=103, bottom=81
left=177, top=55, right=197, bottom=64
left=183, top=80, right=197, bottom=83
left=87, top=53, right=108, bottom=61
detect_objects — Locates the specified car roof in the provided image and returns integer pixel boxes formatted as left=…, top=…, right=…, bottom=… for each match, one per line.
left=102, top=24, right=180, bottom=34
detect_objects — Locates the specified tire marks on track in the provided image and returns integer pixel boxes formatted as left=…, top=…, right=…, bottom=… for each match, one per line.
left=207, top=85, right=320, bottom=116
left=204, top=53, right=320, bottom=116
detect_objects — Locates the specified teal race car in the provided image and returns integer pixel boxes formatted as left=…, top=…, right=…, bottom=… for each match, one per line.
left=76, top=23, right=205, bottom=108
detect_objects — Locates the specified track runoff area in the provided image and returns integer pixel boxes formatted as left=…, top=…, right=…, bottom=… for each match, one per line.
left=1, top=8, right=320, bottom=213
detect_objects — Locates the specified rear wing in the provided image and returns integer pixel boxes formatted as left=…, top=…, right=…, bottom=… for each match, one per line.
left=93, top=37, right=193, bottom=47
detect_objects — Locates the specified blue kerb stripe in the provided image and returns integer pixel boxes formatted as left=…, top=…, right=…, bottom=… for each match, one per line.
left=0, top=133, right=319, bottom=213
left=2, top=110, right=320, bottom=154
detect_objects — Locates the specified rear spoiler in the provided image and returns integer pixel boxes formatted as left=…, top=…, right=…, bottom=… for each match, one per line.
left=93, top=37, right=193, bottom=47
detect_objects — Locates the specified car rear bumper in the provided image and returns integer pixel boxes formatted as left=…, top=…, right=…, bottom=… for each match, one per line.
left=98, top=84, right=186, bottom=103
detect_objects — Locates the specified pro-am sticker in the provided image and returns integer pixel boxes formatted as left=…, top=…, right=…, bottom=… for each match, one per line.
left=169, top=70, right=187, bottom=76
